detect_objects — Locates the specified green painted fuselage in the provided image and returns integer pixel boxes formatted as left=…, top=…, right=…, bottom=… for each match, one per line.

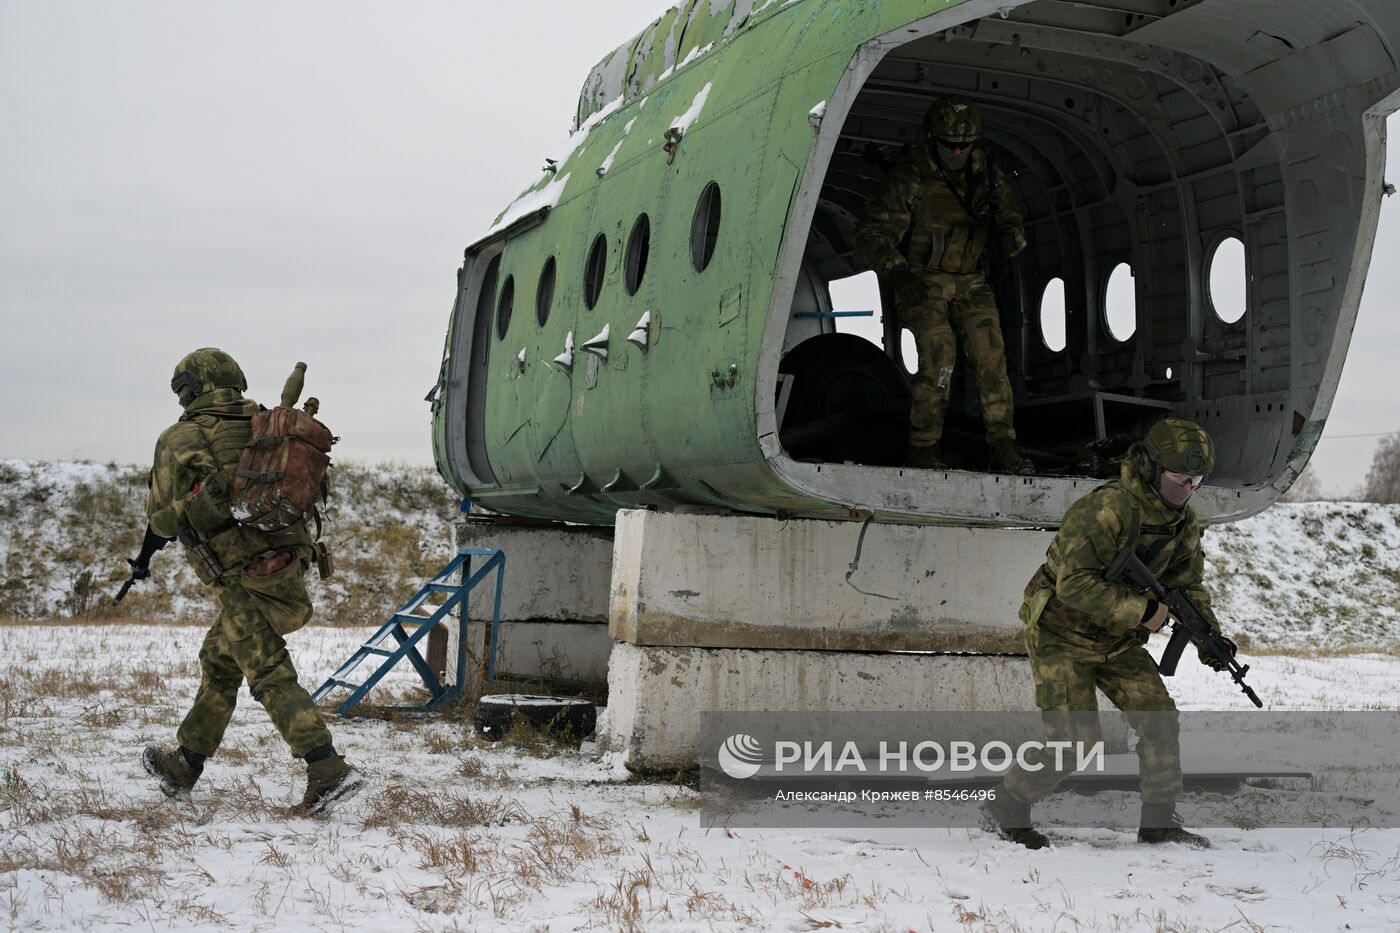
left=432, top=0, right=1400, bottom=527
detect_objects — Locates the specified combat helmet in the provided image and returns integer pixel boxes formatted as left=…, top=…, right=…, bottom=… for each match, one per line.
left=1143, top=417, right=1216, bottom=476
left=171, top=348, right=247, bottom=408
left=923, top=97, right=983, bottom=147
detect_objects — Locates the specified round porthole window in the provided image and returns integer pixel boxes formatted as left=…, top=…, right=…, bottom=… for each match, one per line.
left=536, top=257, right=556, bottom=327
left=1039, top=277, right=1067, bottom=352
left=691, top=182, right=721, bottom=273
left=626, top=214, right=650, bottom=295
left=1103, top=262, right=1137, bottom=342
left=496, top=275, right=514, bottom=341
left=584, top=234, right=607, bottom=310
left=900, top=328, right=917, bottom=376
left=1208, top=235, right=1247, bottom=325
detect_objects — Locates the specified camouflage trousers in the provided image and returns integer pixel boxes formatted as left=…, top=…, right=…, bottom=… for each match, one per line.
left=1002, top=622, right=1182, bottom=806
left=176, top=556, right=333, bottom=759
left=903, top=271, right=1018, bottom=448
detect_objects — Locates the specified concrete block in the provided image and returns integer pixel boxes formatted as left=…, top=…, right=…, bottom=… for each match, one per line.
left=456, top=519, right=613, bottom=622
left=446, top=519, right=613, bottom=688
left=461, top=619, right=612, bottom=685
left=602, top=642, right=1045, bottom=772
left=610, top=510, right=1054, bottom=653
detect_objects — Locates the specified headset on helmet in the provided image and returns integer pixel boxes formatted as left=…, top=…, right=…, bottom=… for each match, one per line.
left=171, top=348, right=248, bottom=408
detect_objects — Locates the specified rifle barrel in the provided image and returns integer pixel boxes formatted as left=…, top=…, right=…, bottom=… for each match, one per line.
left=112, top=578, right=135, bottom=606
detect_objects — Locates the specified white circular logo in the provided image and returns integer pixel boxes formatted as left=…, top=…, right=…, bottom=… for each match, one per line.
left=717, top=733, right=764, bottom=780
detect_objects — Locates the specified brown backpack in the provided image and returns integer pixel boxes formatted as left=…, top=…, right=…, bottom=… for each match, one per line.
left=229, top=364, right=336, bottom=532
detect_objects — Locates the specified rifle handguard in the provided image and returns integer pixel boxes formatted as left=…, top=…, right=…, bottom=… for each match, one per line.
left=136, top=525, right=173, bottom=566
left=1106, top=545, right=1263, bottom=705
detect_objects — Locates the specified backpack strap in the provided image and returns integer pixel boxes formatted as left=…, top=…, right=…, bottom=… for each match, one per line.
left=179, top=408, right=254, bottom=424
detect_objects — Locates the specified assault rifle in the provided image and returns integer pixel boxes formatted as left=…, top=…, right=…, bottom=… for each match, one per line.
left=1107, top=546, right=1264, bottom=708
left=113, top=526, right=172, bottom=606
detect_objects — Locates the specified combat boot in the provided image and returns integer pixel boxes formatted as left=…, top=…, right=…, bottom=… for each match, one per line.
left=908, top=444, right=948, bottom=469
left=300, top=754, right=364, bottom=816
left=142, top=746, right=203, bottom=800
left=980, top=790, right=1050, bottom=850
left=988, top=438, right=1035, bottom=475
left=1138, top=803, right=1210, bottom=848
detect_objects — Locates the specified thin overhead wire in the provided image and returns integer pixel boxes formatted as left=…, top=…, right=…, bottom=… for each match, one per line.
left=1318, top=431, right=1398, bottom=441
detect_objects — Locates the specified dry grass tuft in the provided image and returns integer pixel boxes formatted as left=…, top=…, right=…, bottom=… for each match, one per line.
left=363, top=784, right=527, bottom=830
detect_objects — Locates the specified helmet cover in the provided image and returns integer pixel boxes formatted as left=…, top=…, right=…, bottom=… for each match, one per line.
left=923, top=97, right=983, bottom=146
left=171, top=348, right=247, bottom=407
left=1143, top=417, right=1216, bottom=476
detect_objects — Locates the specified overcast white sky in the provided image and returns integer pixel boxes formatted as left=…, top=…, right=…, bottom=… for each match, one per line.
left=2, top=1, right=1396, bottom=495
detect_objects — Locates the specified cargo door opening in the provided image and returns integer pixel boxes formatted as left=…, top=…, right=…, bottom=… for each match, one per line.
left=770, top=0, right=1350, bottom=489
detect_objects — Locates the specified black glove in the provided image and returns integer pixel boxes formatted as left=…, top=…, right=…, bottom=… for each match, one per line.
left=889, top=268, right=929, bottom=308
left=1198, top=634, right=1238, bottom=672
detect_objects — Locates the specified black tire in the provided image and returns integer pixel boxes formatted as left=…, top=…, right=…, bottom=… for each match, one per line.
left=778, top=333, right=910, bottom=466
left=474, top=694, right=597, bottom=743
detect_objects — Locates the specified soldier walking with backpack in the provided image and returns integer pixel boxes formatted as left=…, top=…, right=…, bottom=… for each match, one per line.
left=127, top=348, right=362, bottom=814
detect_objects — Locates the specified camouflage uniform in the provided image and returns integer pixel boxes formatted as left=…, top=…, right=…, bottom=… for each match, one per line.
left=1000, top=457, right=1221, bottom=808
left=857, top=108, right=1028, bottom=452
left=147, top=361, right=332, bottom=761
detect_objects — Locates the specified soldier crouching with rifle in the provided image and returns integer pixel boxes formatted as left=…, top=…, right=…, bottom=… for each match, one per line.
left=121, top=348, right=362, bottom=815
left=980, top=418, right=1245, bottom=849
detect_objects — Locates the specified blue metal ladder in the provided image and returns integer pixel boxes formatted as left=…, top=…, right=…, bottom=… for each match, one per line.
left=312, top=548, right=505, bottom=716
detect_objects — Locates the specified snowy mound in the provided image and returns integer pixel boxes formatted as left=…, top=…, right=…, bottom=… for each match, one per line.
left=0, top=459, right=460, bottom=625
left=1, top=459, right=1396, bottom=647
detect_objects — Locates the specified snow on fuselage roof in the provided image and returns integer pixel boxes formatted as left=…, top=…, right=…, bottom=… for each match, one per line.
left=572, top=0, right=761, bottom=129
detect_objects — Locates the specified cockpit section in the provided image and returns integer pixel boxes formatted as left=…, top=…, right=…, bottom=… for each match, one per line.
left=770, top=0, right=1399, bottom=504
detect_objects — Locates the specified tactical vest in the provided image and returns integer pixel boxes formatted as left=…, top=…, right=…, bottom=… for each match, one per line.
left=906, top=150, right=995, bottom=275
left=1019, top=480, right=1189, bottom=632
left=179, top=408, right=312, bottom=584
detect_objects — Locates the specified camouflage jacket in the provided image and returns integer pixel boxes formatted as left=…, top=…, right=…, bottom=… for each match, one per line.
left=1021, top=463, right=1221, bottom=646
left=148, top=388, right=309, bottom=580
left=857, top=146, right=1027, bottom=277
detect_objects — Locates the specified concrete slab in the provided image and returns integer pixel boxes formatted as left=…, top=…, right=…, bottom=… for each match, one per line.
left=602, top=643, right=1045, bottom=772
left=610, top=510, right=1054, bottom=653
left=461, top=619, right=612, bottom=685
left=456, top=518, right=613, bottom=623
left=446, top=519, right=614, bottom=689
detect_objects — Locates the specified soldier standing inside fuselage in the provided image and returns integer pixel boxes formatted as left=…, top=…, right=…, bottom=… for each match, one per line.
left=980, top=418, right=1236, bottom=849
left=857, top=97, right=1034, bottom=474
left=134, top=348, right=363, bottom=815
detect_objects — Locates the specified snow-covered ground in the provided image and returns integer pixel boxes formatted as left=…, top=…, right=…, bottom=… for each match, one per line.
left=3, top=623, right=1399, bottom=932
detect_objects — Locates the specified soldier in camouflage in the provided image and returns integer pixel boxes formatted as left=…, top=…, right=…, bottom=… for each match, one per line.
left=134, top=348, right=363, bottom=815
left=857, top=97, right=1034, bottom=474
left=981, top=418, right=1236, bottom=849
